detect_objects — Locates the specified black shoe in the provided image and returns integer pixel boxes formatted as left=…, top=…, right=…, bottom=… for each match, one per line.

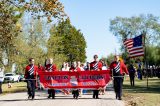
left=52, top=96, right=55, bottom=99
left=48, top=95, right=51, bottom=99
left=96, top=97, right=99, bottom=99
left=28, top=95, right=31, bottom=99
left=32, top=97, right=34, bottom=100
left=118, top=98, right=122, bottom=100
left=76, top=96, right=78, bottom=99
left=116, top=94, right=118, bottom=99
left=93, top=96, right=95, bottom=99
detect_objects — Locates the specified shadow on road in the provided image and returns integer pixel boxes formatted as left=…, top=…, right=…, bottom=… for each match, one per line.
left=0, top=97, right=115, bottom=102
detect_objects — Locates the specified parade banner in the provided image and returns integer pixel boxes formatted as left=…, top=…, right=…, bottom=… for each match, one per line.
left=38, top=70, right=111, bottom=89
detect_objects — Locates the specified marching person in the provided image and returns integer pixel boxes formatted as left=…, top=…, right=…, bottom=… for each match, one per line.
left=25, top=58, right=38, bottom=100
left=61, top=62, right=70, bottom=95
left=37, top=63, right=45, bottom=90
left=70, top=62, right=79, bottom=99
left=90, top=55, right=102, bottom=99
left=128, top=63, right=136, bottom=87
left=76, top=61, right=84, bottom=97
left=110, top=55, right=128, bottom=100
left=45, top=58, right=57, bottom=99
left=84, top=62, right=90, bottom=71
left=62, top=62, right=70, bottom=71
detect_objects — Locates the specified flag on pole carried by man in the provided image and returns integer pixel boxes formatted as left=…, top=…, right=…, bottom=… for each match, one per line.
left=123, top=34, right=144, bottom=58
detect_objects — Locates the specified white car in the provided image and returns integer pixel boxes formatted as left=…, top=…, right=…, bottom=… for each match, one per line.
left=4, top=73, right=20, bottom=82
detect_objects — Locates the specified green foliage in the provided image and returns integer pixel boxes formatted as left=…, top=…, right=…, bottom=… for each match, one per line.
left=102, top=54, right=114, bottom=65
left=47, top=19, right=87, bottom=68
left=0, top=0, right=23, bottom=68
left=110, top=14, right=160, bottom=45
left=109, top=14, right=160, bottom=65
left=47, top=25, right=67, bottom=68
left=146, top=46, right=160, bottom=65
left=0, top=0, right=66, bottom=72
left=16, top=18, right=47, bottom=72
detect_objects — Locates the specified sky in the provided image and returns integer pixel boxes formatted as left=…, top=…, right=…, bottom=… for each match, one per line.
left=60, top=0, right=160, bottom=62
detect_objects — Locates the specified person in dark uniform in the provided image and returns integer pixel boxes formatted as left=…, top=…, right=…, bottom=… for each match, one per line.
left=25, top=58, right=38, bottom=100
left=110, top=55, right=128, bottom=100
left=45, top=58, right=57, bottom=99
left=128, top=63, right=136, bottom=87
left=157, top=66, right=160, bottom=78
left=90, top=55, right=102, bottom=99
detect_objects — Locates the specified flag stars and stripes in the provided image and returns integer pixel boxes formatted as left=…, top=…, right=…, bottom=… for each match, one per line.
left=123, top=34, right=144, bottom=58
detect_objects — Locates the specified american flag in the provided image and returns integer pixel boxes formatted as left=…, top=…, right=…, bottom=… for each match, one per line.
left=123, top=34, right=144, bottom=58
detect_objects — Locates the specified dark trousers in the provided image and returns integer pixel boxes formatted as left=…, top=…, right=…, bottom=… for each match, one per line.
left=113, top=77, right=123, bottom=99
left=93, top=90, right=99, bottom=99
left=72, top=89, right=79, bottom=99
left=0, top=82, right=2, bottom=94
left=129, top=74, right=135, bottom=86
left=48, top=89, right=55, bottom=98
left=27, top=80, right=36, bottom=98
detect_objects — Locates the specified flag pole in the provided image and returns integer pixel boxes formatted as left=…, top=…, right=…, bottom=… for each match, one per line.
left=143, top=32, right=148, bottom=88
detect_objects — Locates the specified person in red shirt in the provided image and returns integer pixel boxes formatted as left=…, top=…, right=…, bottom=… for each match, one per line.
left=90, top=55, right=102, bottom=99
left=37, top=63, right=45, bottom=90
left=110, top=55, right=128, bottom=100
left=75, top=61, right=84, bottom=71
left=38, top=63, right=45, bottom=72
left=25, top=58, right=38, bottom=100
left=45, top=58, right=57, bottom=99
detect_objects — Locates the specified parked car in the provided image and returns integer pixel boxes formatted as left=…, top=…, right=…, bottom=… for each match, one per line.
left=19, top=74, right=24, bottom=82
left=4, top=73, right=20, bottom=82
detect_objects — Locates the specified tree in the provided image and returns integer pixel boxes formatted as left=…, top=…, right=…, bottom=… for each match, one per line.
left=110, top=14, right=160, bottom=45
left=0, top=0, right=66, bottom=71
left=47, top=19, right=87, bottom=68
left=146, top=46, right=160, bottom=66
left=9, top=18, right=47, bottom=73
left=47, top=25, right=67, bottom=68
left=0, top=0, right=23, bottom=68
left=104, top=54, right=115, bottom=65
left=109, top=14, right=160, bottom=65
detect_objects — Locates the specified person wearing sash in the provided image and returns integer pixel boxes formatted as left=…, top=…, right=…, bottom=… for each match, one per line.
left=25, top=58, right=38, bottom=100
left=90, top=55, right=102, bottom=99
left=110, top=55, right=128, bottom=100
left=45, top=58, right=57, bottom=99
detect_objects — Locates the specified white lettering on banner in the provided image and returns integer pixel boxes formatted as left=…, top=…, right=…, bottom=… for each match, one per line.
left=82, top=82, right=98, bottom=86
left=45, top=75, right=69, bottom=80
left=50, top=83, right=68, bottom=86
left=79, top=75, right=105, bottom=80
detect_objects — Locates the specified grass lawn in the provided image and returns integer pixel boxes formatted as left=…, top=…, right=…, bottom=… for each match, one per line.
left=1, top=82, right=27, bottom=94
left=123, top=77, right=160, bottom=106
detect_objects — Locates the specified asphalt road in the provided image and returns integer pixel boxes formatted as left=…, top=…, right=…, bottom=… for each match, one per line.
left=0, top=90, right=124, bottom=106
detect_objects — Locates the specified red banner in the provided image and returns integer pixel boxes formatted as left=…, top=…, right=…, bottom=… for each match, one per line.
left=38, top=70, right=111, bottom=89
